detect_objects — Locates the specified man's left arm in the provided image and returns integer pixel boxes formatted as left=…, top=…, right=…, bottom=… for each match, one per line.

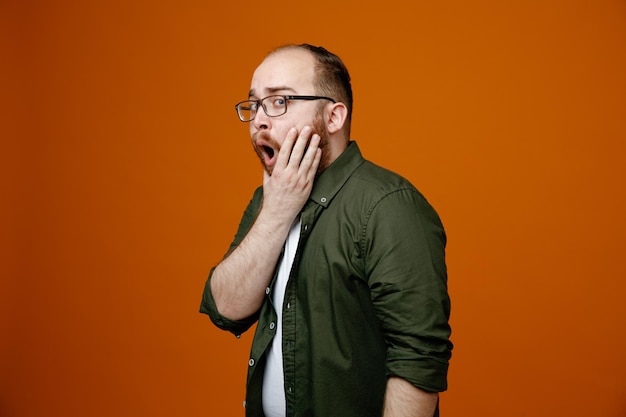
left=383, top=377, right=438, bottom=417
left=365, top=187, right=452, bottom=415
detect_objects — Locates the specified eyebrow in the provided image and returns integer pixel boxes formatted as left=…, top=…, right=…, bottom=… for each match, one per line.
left=249, top=86, right=297, bottom=98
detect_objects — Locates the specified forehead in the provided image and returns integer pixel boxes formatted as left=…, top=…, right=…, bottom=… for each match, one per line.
left=249, top=49, right=316, bottom=97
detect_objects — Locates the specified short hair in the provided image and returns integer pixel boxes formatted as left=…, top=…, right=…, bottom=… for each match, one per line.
left=271, top=44, right=353, bottom=135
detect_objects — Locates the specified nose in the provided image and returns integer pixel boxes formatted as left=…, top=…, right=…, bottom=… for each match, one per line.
left=252, top=104, right=270, bottom=130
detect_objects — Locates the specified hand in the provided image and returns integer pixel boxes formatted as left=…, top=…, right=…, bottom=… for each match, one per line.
left=261, top=126, right=322, bottom=220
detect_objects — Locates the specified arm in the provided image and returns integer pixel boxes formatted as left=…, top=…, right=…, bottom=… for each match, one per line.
left=365, top=189, right=452, bottom=401
left=383, top=377, right=438, bottom=417
left=210, top=127, right=321, bottom=320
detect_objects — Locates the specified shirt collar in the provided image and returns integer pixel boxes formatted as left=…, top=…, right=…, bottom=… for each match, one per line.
left=309, top=141, right=365, bottom=208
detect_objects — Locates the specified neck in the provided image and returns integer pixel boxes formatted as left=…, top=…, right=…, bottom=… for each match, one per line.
left=320, top=134, right=349, bottom=171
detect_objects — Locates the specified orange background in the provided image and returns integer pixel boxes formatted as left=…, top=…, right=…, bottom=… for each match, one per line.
left=2, top=0, right=625, bottom=416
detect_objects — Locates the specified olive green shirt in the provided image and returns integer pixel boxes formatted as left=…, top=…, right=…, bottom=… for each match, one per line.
left=201, top=141, right=452, bottom=417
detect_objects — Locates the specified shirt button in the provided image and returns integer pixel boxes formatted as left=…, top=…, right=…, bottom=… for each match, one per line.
left=286, top=302, right=291, bottom=309
left=265, top=287, right=270, bottom=295
left=288, top=386, right=293, bottom=394
left=248, top=358, right=255, bottom=367
left=321, top=197, right=327, bottom=203
left=269, top=322, right=276, bottom=330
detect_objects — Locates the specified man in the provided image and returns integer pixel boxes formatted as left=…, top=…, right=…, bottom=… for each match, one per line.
left=200, top=44, right=452, bottom=417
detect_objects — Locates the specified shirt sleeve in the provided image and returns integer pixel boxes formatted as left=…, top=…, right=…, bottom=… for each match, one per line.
left=363, top=187, right=452, bottom=392
left=199, top=187, right=264, bottom=337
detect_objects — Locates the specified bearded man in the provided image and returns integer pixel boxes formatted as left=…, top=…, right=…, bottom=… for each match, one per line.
left=201, top=44, right=452, bottom=417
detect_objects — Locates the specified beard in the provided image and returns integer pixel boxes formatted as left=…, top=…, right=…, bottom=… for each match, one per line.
left=252, top=113, right=329, bottom=175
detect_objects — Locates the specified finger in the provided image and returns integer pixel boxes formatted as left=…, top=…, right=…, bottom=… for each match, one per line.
left=298, top=133, right=321, bottom=173
left=275, top=127, right=298, bottom=169
left=305, top=148, right=322, bottom=183
left=287, top=126, right=313, bottom=168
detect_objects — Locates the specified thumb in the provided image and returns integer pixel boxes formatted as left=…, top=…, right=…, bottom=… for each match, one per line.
left=263, top=169, right=270, bottom=186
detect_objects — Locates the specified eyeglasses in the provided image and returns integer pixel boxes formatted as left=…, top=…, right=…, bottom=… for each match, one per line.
left=235, top=95, right=336, bottom=122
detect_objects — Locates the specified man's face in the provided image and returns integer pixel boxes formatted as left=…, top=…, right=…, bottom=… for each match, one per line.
left=248, top=49, right=328, bottom=174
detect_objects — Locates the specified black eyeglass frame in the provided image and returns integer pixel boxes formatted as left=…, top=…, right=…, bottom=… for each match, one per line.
left=235, top=95, right=337, bottom=122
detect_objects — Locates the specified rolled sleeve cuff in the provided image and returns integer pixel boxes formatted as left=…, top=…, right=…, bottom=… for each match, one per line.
left=386, top=351, right=451, bottom=392
left=199, top=270, right=257, bottom=337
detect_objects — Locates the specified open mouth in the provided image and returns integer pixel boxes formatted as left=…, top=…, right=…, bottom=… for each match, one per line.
left=262, top=145, right=275, bottom=159
left=256, top=142, right=278, bottom=169
left=254, top=134, right=278, bottom=169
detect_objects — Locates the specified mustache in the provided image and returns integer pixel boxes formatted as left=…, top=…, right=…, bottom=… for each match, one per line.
left=252, top=131, right=278, bottom=146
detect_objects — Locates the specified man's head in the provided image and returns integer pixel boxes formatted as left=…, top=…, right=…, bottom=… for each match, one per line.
left=295, top=44, right=353, bottom=134
left=240, top=44, right=352, bottom=174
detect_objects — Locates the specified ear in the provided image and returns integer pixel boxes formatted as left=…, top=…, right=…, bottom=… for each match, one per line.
left=325, top=102, right=348, bottom=135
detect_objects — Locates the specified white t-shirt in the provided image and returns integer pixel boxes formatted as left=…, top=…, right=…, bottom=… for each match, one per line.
left=262, top=217, right=301, bottom=417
